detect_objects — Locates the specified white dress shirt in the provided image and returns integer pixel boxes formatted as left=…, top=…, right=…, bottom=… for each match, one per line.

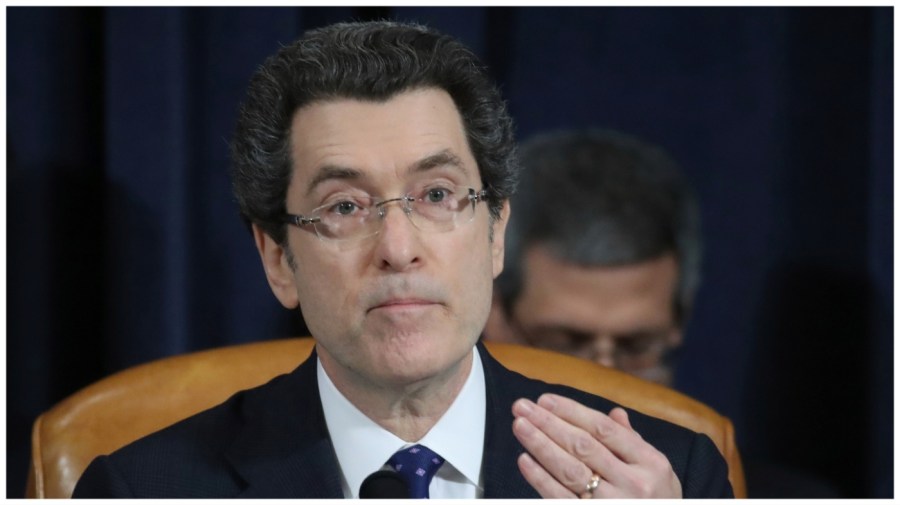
left=317, top=348, right=486, bottom=498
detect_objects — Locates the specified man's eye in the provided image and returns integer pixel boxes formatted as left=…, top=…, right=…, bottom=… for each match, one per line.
left=425, top=187, right=450, bottom=203
left=531, top=329, right=591, bottom=351
left=329, top=201, right=360, bottom=216
left=617, top=334, right=662, bottom=356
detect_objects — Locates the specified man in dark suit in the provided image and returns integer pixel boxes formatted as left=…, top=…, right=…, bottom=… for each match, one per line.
left=485, top=130, right=699, bottom=387
left=483, top=130, right=838, bottom=498
left=74, top=21, right=732, bottom=499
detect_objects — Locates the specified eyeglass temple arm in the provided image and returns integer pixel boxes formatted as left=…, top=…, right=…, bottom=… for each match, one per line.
left=284, top=214, right=320, bottom=227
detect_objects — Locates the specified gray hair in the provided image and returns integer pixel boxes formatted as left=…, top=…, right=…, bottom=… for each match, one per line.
left=230, top=21, right=519, bottom=246
left=498, top=129, right=702, bottom=325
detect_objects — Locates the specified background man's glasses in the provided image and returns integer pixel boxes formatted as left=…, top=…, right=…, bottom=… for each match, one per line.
left=284, top=184, right=487, bottom=249
left=512, top=319, right=677, bottom=374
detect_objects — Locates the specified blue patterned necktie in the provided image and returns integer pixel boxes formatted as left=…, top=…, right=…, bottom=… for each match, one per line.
left=387, top=444, right=445, bottom=498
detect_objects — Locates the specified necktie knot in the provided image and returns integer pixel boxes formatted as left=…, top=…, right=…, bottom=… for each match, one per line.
left=387, top=444, right=445, bottom=498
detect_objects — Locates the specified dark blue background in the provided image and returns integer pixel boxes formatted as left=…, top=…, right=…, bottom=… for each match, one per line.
left=7, top=6, right=892, bottom=497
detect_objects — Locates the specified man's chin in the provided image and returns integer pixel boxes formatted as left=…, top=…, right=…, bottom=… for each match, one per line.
left=372, top=339, right=472, bottom=383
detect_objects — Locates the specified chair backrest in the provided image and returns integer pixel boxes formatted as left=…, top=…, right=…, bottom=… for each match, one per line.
left=26, top=338, right=745, bottom=498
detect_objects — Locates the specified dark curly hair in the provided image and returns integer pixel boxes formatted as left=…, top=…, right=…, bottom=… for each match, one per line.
left=230, top=20, right=519, bottom=246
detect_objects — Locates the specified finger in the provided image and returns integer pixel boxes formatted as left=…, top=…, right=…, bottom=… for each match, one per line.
left=514, top=399, right=629, bottom=492
left=520, top=396, right=633, bottom=489
left=609, top=407, right=643, bottom=439
left=512, top=409, right=597, bottom=494
left=609, top=407, right=629, bottom=427
left=516, top=451, right=578, bottom=498
left=515, top=397, right=679, bottom=498
left=515, top=398, right=610, bottom=459
left=537, top=394, right=648, bottom=464
left=536, top=396, right=680, bottom=497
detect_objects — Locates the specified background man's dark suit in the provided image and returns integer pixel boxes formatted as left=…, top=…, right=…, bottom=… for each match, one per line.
left=73, top=342, right=733, bottom=498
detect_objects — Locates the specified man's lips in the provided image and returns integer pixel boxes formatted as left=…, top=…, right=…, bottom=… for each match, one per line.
left=368, top=299, right=438, bottom=312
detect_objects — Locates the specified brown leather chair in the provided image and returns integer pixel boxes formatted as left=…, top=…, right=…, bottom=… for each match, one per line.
left=26, top=338, right=745, bottom=498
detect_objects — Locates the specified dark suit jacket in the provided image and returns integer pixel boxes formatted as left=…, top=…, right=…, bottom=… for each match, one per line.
left=74, top=342, right=733, bottom=498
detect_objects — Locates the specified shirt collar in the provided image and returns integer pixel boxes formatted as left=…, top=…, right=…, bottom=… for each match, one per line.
left=317, top=347, right=486, bottom=498
left=419, top=348, right=485, bottom=490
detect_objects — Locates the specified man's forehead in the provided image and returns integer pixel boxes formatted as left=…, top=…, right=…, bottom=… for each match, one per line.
left=518, top=246, right=679, bottom=325
left=286, top=89, right=478, bottom=193
left=524, top=246, right=679, bottom=290
left=302, top=150, right=471, bottom=197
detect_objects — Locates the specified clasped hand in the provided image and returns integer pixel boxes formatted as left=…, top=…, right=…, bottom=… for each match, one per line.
left=512, top=394, right=682, bottom=499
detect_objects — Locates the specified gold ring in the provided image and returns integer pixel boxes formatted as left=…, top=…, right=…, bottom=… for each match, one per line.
left=584, top=474, right=601, bottom=495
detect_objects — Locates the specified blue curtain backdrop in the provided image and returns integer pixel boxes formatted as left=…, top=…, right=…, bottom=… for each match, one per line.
left=7, top=6, right=892, bottom=498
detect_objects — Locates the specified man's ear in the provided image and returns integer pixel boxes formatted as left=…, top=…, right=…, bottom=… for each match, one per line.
left=491, top=200, right=511, bottom=279
left=252, top=224, right=300, bottom=309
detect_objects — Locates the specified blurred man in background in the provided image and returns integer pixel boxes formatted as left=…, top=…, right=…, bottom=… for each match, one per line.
left=486, top=129, right=699, bottom=387
left=486, top=128, right=841, bottom=497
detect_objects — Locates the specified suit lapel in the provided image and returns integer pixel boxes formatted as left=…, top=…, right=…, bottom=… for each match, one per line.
left=478, top=342, right=541, bottom=498
left=224, top=348, right=344, bottom=498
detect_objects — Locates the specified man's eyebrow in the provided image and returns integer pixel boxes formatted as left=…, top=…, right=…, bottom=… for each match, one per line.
left=305, top=165, right=364, bottom=197
left=409, top=149, right=468, bottom=175
left=304, top=149, right=467, bottom=196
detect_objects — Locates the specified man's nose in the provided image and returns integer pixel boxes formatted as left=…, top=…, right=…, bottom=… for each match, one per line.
left=589, top=336, right=617, bottom=369
left=371, top=202, right=421, bottom=271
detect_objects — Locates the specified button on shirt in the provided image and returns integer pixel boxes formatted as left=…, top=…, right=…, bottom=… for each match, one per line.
left=317, top=348, right=487, bottom=498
